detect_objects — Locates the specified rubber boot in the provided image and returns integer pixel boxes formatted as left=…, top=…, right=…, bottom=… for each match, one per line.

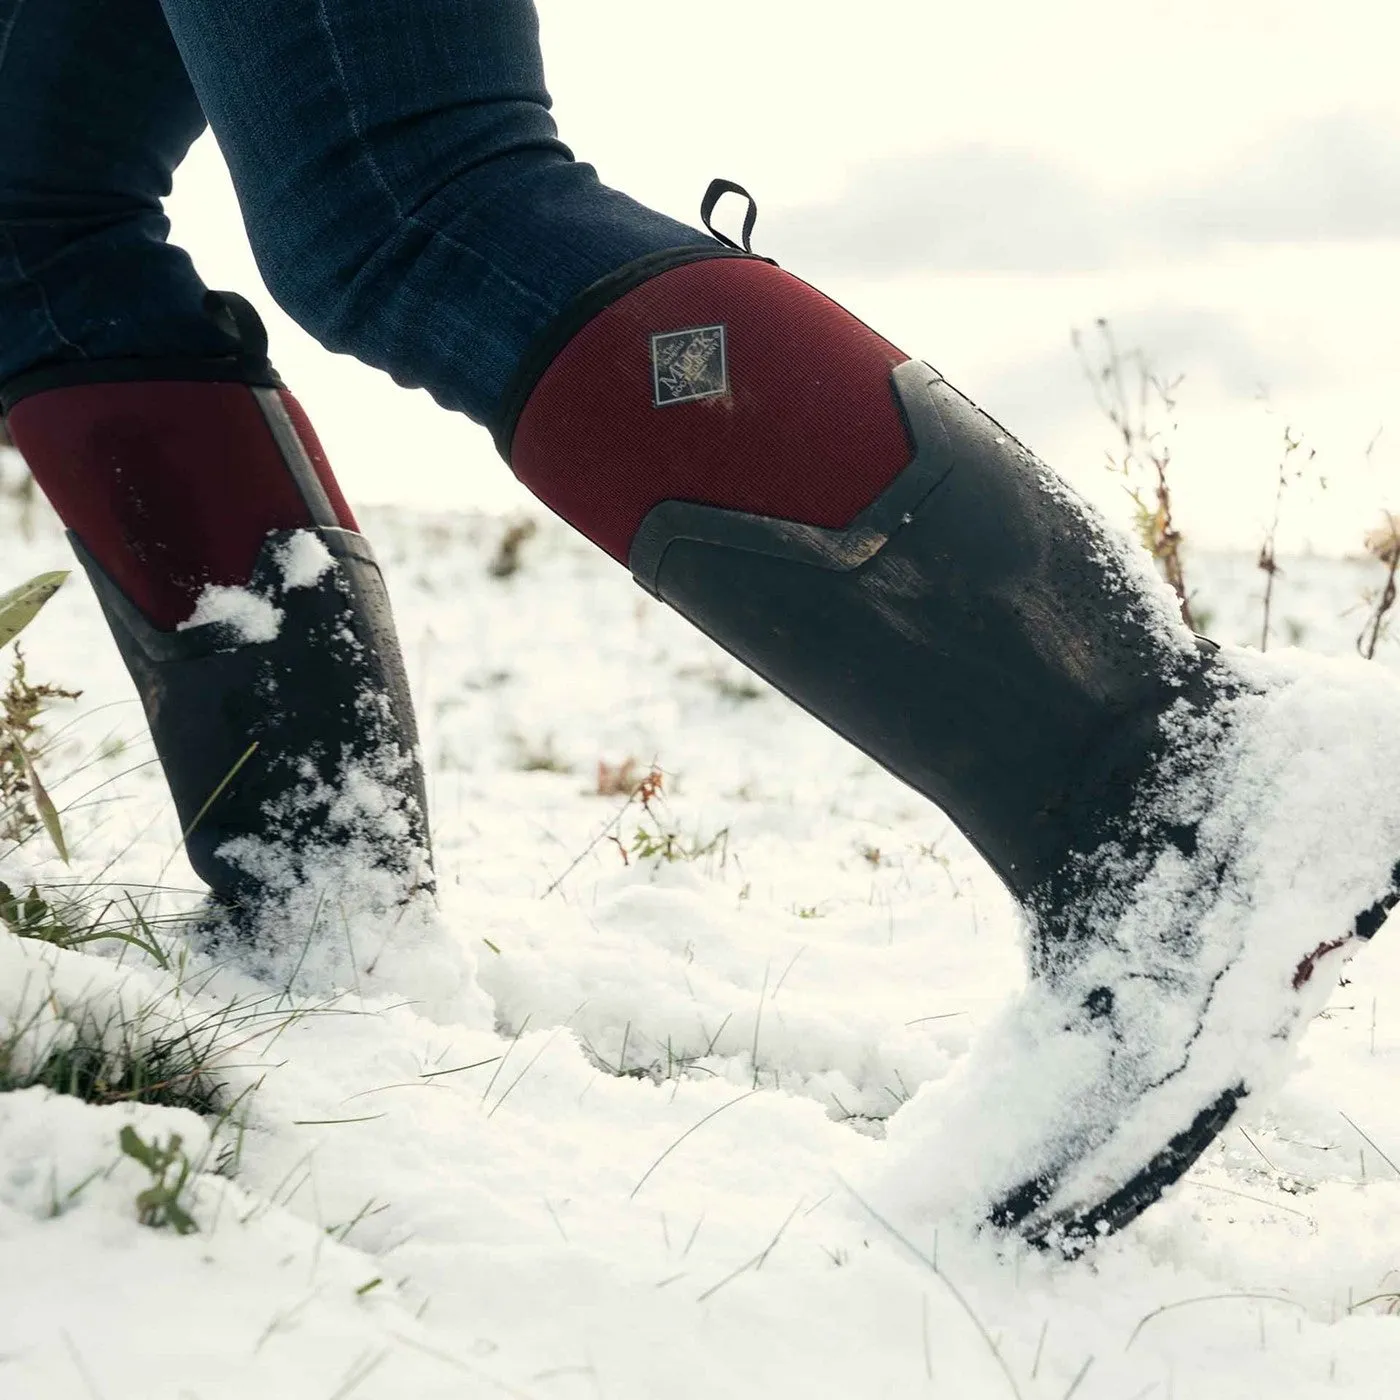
left=0, top=294, right=431, bottom=937
left=495, top=187, right=1400, bottom=1251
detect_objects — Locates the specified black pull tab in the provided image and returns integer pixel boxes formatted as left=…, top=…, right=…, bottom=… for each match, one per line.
left=203, top=289, right=270, bottom=360
left=701, top=178, right=760, bottom=253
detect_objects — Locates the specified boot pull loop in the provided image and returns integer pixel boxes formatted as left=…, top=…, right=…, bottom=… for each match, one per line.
left=203, top=290, right=270, bottom=361
left=701, top=178, right=761, bottom=253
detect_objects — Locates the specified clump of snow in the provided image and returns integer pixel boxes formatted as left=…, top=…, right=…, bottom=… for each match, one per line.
left=0, top=918, right=181, bottom=1087
left=206, top=836, right=487, bottom=1028
left=176, top=582, right=283, bottom=643
left=202, top=719, right=481, bottom=1022
left=172, top=532, right=335, bottom=642
left=0, top=1086, right=210, bottom=1224
left=274, top=529, right=336, bottom=589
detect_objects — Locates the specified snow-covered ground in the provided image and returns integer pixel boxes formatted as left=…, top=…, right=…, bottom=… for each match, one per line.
left=3, top=477, right=1400, bottom=1400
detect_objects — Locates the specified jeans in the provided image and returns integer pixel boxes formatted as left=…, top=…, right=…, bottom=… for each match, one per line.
left=0, top=0, right=710, bottom=429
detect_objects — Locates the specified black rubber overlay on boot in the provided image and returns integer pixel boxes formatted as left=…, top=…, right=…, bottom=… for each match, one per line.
left=69, top=526, right=430, bottom=903
left=1011, top=1082, right=1247, bottom=1256
left=626, top=357, right=1206, bottom=899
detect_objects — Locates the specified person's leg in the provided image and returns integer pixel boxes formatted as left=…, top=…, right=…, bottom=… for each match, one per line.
left=0, top=0, right=228, bottom=377
left=0, top=0, right=429, bottom=920
left=154, top=0, right=713, bottom=426
left=84, top=0, right=1400, bottom=1247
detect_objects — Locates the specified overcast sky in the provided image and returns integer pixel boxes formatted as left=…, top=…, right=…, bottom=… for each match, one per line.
left=167, top=0, right=1400, bottom=555
left=763, top=113, right=1400, bottom=272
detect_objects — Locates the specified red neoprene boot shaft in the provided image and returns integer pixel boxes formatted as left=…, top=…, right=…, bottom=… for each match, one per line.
left=7, top=380, right=356, bottom=629
left=509, top=257, right=913, bottom=563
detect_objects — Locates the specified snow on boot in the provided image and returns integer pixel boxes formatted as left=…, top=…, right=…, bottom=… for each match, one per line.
left=0, top=293, right=432, bottom=962
left=495, top=183, right=1400, bottom=1250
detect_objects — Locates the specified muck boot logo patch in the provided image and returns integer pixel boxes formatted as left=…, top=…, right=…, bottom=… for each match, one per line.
left=651, top=325, right=729, bottom=407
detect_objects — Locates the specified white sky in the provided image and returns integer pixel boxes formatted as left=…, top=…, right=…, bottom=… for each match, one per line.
left=167, top=0, right=1400, bottom=554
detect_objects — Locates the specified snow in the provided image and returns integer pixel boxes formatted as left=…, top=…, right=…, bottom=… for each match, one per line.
left=276, top=529, right=336, bottom=590
left=177, top=581, right=283, bottom=643
left=4, top=486, right=1400, bottom=1398
left=172, top=530, right=334, bottom=642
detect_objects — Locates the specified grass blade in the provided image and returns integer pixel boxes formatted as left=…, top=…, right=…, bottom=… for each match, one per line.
left=0, top=571, right=68, bottom=650
left=11, top=727, right=68, bottom=862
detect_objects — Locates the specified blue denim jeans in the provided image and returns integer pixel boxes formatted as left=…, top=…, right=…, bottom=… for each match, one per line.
left=0, top=0, right=710, bottom=428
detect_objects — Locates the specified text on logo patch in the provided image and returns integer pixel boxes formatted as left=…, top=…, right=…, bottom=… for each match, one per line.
left=651, top=325, right=729, bottom=407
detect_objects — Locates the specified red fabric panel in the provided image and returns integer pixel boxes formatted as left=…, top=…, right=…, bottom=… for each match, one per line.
left=278, top=389, right=359, bottom=531
left=510, top=258, right=912, bottom=563
left=8, top=380, right=318, bottom=629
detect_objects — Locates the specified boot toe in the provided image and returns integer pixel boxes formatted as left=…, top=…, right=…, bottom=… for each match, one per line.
left=880, top=645, right=1400, bottom=1254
